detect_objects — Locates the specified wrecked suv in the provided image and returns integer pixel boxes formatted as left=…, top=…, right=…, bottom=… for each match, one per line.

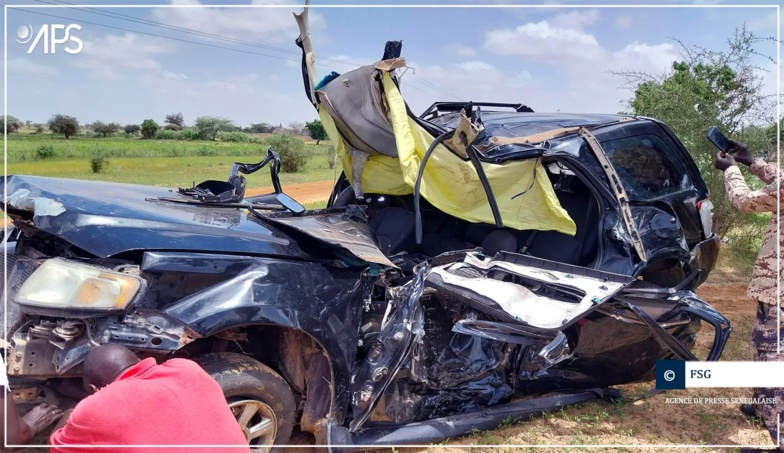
left=2, top=6, right=730, bottom=450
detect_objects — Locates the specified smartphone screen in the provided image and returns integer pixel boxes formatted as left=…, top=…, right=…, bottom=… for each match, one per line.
left=707, top=126, right=732, bottom=153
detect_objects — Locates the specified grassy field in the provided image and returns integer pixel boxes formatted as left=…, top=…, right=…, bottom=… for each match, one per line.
left=5, top=134, right=339, bottom=189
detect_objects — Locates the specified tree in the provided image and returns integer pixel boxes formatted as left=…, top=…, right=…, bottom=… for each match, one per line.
left=165, top=112, right=185, bottom=130
left=93, top=121, right=121, bottom=137
left=194, top=116, right=234, bottom=141
left=305, top=120, right=328, bottom=144
left=247, top=122, right=275, bottom=133
left=2, top=115, right=22, bottom=134
left=287, top=121, right=305, bottom=135
left=140, top=119, right=159, bottom=139
left=24, top=120, right=32, bottom=128
left=124, top=124, right=141, bottom=135
left=614, top=25, right=778, bottom=240
left=48, top=114, right=79, bottom=139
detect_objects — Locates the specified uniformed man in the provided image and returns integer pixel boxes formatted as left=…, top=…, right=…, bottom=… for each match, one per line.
left=714, top=139, right=783, bottom=451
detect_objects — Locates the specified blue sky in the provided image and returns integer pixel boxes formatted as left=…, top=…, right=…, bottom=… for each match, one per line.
left=3, top=0, right=781, bottom=128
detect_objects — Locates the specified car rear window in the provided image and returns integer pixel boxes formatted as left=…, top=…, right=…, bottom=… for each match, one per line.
left=600, top=133, right=692, bottom=199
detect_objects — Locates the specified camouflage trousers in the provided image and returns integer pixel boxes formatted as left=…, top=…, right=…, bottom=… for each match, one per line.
left=752, top=301, right=784, bottom=450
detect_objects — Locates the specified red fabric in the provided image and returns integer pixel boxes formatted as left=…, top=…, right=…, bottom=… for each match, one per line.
left=50, top=357, right=251, bottom=452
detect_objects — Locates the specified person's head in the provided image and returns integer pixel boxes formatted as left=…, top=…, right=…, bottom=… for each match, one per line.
left=82, top=344, right=140, bottom=394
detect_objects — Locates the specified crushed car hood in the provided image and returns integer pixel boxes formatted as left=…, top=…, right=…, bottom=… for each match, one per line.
left=2, top=175, right=315, bottom=259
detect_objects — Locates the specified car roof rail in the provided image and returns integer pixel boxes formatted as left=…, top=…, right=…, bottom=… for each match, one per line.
left=420, top=102, right=534, bottom=121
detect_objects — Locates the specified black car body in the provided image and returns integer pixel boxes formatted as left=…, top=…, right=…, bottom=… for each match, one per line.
left=2, top=7, right=730, bottom=450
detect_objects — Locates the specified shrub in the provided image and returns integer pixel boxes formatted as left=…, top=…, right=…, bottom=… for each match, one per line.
left=179, top=128, right=200, bottom=140
left=197, top=145, right=216, bottom=156
left=194, top=116, right=234, bottom=141
left=36, top=145, right=56, bottom=159
left=90, top=157, right=109, bottom=173
left=216, top=131, right=250, bottom=142
left=155, top=129, right=181, bottom=140
left=267, top=133, right=308, bottom=172
left=140, top=119, right=159, bottom=139
left=34, top=126, right=45, bottom=134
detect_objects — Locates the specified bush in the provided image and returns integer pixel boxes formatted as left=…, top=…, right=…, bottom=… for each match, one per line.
left=34, top=126, right=45, bottom=134
left=216, top=131, right=250, bottom=142
left=90, top=157, right=109, bottom=173
left=155, top=129, right=181, bottom=140
left=197, top=145, right=216, bottom=156
left=194, top=116, right=234, bottom=141
left=267, top=133, right=308, bottom=172
left=140, top=119, right=159, bottom=139
left=36, top=144, right=56, bottom=159
left=179, top=128, right=200, bottom=140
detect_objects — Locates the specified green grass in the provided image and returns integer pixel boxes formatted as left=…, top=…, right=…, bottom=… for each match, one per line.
left=7, top=155, right=338, bottom=188
left=5, top=134, right=329, bottom=161
left=5, top=134, right=339, bottom=189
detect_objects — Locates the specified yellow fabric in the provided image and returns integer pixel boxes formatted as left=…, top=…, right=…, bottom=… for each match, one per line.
left=381, top=73, right=575, bottom=235
left=318, top=105, right=412, bottom=196
left=316, top=73, right=576, bottom=236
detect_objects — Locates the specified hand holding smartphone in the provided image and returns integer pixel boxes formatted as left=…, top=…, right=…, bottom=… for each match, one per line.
left=707, top=126, right=733, bottom=154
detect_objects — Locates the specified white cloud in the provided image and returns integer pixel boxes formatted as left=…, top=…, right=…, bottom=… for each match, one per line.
left=7, top=58, right=59, bottom=75
left=162, top=71, right=188, bottom=80
left=444, top=45, right=478, bottom=57
left=152, top=0, right=325, bottom=45
left=484, top=20, right=603, bottom=64
left=75, top=33, right=171, bottom=80
left=482, top=16, right=679, bottom=113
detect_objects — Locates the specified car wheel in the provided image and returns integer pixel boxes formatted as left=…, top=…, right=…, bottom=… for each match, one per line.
left=192, top=352, right=296, bottom=452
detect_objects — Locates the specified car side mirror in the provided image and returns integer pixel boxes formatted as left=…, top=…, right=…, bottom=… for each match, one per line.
left=276, top=192, right=305, bottom=214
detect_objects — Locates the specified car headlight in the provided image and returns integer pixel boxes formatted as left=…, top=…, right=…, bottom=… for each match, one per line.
left=15, top=258, right=144, bottom=312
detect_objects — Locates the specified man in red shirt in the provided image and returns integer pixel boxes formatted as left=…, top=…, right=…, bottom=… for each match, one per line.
left=49, top=344, right=251, bottom=452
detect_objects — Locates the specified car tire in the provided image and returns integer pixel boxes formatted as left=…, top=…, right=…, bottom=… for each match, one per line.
left=192, top=352, right=296, bottom=451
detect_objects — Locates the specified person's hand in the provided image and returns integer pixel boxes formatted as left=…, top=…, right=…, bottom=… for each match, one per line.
left=21, top=402, right=63, bottom=437
left=728, top=139, right=754, bottom=166
left=714, top=151, right=736, bottom=171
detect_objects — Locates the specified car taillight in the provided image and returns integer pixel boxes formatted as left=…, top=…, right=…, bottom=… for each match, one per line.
left=698, top=199, right=714, bottom=240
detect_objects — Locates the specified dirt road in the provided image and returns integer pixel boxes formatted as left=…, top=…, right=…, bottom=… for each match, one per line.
left=245, top=179, right=334, bottom=204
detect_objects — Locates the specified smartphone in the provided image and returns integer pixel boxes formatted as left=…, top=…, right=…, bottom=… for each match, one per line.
left=707, top=126, right=732, bottom=153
